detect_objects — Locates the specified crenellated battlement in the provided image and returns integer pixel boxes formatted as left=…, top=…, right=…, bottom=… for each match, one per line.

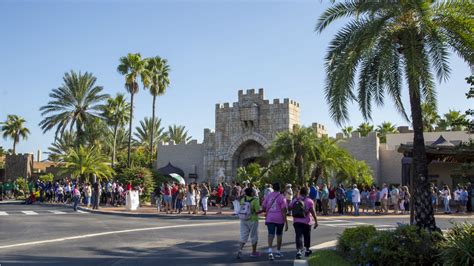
left=158, top=139, right=202, bottom=146
left=216, top=89, right=300, bottom=110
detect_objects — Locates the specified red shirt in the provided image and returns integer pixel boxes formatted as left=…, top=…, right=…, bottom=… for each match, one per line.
left=217, top=186, right=224, bottom=197
left=126, top=184, right=132, bottom=191
left=171, top=186, right=178, bottom=195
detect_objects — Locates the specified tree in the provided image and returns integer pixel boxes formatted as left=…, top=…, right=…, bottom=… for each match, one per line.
left=133, top=117, right=167, bottom=161
left=437, top=109, right=468, bottom=131
left=145, top=56, right=170, bottom=163
left=60, top=145, right=114, bottom=182
left=316, top=0, right=473, bottom=230
left=269, top=125, right=317, bottom=185
left=356, top=122, right=374, bottom=137
left=311, top=136, right=344, bottom=185
left=117, top=53, right=150, bottom=167
left=376, top=122, right=398, bottom=143
left=421, top=102, right=440, bottom=132
left=39, top=71, right=109, bottom=147
left=166, top=125, right=192, bottom=144
left=341, top=126, right=353, bottom=138
left=47, top=130, right=76, bottom=162
left=1, top=115, right=30, bottom=155
left=101, top=93, right=130, bottom=167
left=465, top=75, right=474, bottom=132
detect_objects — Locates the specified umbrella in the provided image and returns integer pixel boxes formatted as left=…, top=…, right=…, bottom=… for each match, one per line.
left=169, top=173, right=186, bottom=185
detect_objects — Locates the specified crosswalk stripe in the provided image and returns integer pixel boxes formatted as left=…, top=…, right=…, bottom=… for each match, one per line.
left=48, top=210, right=67, bottom=215
left=21, top=211, right=38, bottom=215
left=76, top=210, right=88, bottom=214
left=0, top=211, right=8, bottom=215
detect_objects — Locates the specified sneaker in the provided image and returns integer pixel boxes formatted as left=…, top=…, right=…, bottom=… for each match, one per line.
left=295, top=251, right=302, bottom=260
left=274, top=251, right=283, bottom=258
left=268, top=253, right=274, bottom=261
left=250, top=252, right=261, bottom=258
left=236, top=250, right=242, bottom=259
left=305, top=250, right=313, bottom=257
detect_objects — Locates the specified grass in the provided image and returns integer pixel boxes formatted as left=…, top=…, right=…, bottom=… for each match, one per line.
left=308, top=249, right=350, bottom=266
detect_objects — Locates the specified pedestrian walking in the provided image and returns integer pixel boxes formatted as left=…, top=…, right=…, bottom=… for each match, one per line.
left=72, top=185, right=81, bottom=211
left=336, top=184, right=345, bottom=215
left=231, top=182, right=242, bottom=215
left=261, top=183, right=288, bottom=261
left=290, top=187, right=318, bottom=259
left=200, top=183, right=209, bottom=215
left=320, top=184, right=329, bottom=215
left=381, top=184, right=389, bottom=214
left=441, top=185, right=451, bottom=214
left=351, top=184, right=360, bottom=216
left=284, top=184, right=293, bottom=215
left=390, top=185, right=400, bottom=214
left=216, top=183, right=224, bottom=214
left=236, top=188, right=261, bottom=259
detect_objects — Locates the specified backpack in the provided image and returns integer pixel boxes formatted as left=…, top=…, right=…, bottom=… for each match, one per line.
left=292, top=198, right=307, bottom=218
left=239, top=198, right=255, bottom=221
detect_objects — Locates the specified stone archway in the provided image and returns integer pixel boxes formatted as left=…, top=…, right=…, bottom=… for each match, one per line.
left=226, top=132, right=270, bottom=178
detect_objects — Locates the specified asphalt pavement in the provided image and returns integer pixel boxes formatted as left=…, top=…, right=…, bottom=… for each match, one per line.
left=0, top=202, right=471, bottom=266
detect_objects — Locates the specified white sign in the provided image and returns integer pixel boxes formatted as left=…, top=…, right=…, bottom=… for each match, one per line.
left=125, top=190, right=140, bottom=211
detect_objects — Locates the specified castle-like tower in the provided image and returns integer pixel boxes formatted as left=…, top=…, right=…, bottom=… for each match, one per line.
left=157, top=89, right=326, bottom=184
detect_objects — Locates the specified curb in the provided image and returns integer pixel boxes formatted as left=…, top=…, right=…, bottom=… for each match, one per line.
left=293, top=240, right=338, bottom=266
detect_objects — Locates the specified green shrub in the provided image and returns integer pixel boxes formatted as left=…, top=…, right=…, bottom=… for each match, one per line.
left=118, top=167, right=155, bottom=203
left=39, top=173, right=54, bottom=183
left=308, top=249, right=350, bottom=266
left=438, top=222, right=474, bottom=266
left=337, top=225, right=377, bottom=263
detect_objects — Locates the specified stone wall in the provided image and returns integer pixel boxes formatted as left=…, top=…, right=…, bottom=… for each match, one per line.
left=157, top=140, right=204, bottom=183
left=337, top=132, right=380, bottom=183
left=4, top=154, right=33, bottom=182
left=379, top=145, right=403, bottom=185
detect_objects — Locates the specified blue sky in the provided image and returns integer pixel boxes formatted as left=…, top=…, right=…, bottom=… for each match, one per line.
left=0, top=0, right=471, bottom=156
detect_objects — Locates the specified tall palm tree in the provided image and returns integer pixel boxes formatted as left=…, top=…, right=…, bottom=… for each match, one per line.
left=133, top=117, right=167, bottom=160
left=438, top=109, right=468, bottom=131
left=167, top=125, right=192, bottom=144
left=317, top=1, right=473, bottom=230
left=421, top=102, right=440, bottom=132
left=356, top=122, right=374, bottom=137
left=376, top=122, right=398, bottom=143
left=1, top=115, right=30, bottom=155
left=101, top=93, right=130, bottom=167
left=145, top=56, right=170, bottom=162
left=60, top=145, right=114, bottom=182
left=117, top=53, right=150, bottom=167
left=341, top=126, right=353, bottom=138
left=39, top=71, right=109, bottom=146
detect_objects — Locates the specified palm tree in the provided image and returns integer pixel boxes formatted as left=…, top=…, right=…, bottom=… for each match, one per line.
left=1, top=115, right=30, bottom=155
left=356, top=122, right=374, bottom=137
left=101, top=93, right=130, bottom=167
left=47, top=130, right=76, bottom=161
left=269, top=125, right=317, bottom=185
left=311, top=136, right=344, bottom=185
left=341, top=126, right=353, bottom=138
left=145, top=56, right=170, bottom=162
left=133, top=117, right=167, bottom=160
left=39, top=71, right=109, bottom=146
left=60, top=145, right=114, bottom=182
left=167, top=125, right=192, bottom=144
left=438, top=109, right=468, bottom=131
left=421, top=102, right=440, bottom=132
left=317, top=1, right=473, bottom=230
left=117, top=53, right=150, bottom=167
left=376, top=122, right=398, bottom=144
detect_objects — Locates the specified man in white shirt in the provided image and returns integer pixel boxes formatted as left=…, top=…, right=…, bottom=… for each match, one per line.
left=381, top=184, right=389, bottom=214
left=390, top=185, right=400, bottom=214
left=351, top=184, right=361, bottom=216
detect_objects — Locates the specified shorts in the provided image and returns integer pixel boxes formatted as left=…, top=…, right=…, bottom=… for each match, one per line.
left=266, top=223, right=284, bottom=236
left=163, top=195, right=172, bottom=203
left=240, top=220, right=259, bottom=244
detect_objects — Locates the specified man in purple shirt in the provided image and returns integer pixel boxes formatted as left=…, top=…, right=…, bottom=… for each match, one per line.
left=290, top=187, right=319, bottom=259
left=262, top=183, right=288, bottom=261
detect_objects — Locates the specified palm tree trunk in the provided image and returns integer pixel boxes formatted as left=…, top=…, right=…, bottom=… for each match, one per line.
left=150, top=95, right=156, bottom=165
left=112, top=124, right=118, bottom=168
left=406, top=66, right=437, bottom=231
left=127, top=93, right=134, bottom=167
left=12, top=138, right=17, bottom=155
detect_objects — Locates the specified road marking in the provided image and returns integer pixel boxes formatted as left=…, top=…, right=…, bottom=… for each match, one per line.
left=76, top=210, right=88, bottom=214
left=0, top=211, right=8, bottom=215
left=0, top=220, right=239, bottom=250
left=48, top=210, right=66, bottom=215
left=21, top=211, right=38, bottom=215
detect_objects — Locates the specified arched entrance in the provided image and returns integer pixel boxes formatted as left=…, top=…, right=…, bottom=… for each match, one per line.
left=226, top=132, right=270, bottom=178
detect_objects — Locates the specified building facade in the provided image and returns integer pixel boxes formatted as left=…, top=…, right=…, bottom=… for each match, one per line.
left=156, top=89, right=327, bottom=183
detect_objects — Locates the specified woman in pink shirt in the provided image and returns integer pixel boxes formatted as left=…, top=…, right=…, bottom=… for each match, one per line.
left=290, top=187, right=319, bottom=259
left=261, top=183, right=288, bottom=261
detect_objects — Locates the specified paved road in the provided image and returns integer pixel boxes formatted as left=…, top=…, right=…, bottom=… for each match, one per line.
left=0, top=203, right=470, bottom=266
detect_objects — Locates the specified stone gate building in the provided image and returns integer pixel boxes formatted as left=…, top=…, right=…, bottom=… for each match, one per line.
left=156, top=89, right=327, bottom=183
